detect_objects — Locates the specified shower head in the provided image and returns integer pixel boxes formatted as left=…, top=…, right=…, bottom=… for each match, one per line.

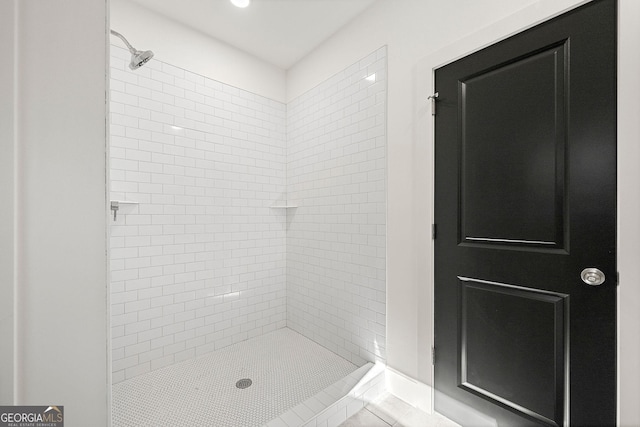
left=110, top=30, right=154, bottom=70
left=129, top=49, right=154, bottom=70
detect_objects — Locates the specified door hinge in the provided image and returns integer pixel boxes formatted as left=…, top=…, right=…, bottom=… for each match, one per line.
left=432, top=346, right=436, bottom=365
left=428, top=92, right=439, bottom=116
left=432, top=224, right=437, bottom=240
left=617, top=271, right=620, bottom=286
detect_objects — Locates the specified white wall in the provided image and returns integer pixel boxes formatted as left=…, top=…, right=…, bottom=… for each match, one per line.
left=617, top=1, right=640, bottom=425
left=110, top=0, right=286, bottom=103
left=289, top=0, right=640, bottom=425
left=109, top=45, right=287, bottom=383
left=0, top=0, right=16, bottom=406
left=0, top=0, right=110, bottom=425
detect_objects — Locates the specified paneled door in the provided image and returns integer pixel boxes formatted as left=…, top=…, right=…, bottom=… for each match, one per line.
left=434, top=1, right=616, bottom=426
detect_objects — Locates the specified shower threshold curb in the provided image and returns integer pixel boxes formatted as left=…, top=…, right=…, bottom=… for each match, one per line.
left=263, top=362, right=386, bottom=427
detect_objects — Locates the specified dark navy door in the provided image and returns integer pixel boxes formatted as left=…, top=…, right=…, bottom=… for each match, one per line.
left=434, top=1, right=616, bottom=426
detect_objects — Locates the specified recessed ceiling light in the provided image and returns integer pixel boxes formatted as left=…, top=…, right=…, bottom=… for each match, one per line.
left=231, top=0, right=250, bottom=8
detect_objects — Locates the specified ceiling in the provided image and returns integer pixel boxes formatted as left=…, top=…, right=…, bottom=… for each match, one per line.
left=127, top=0, right=377, bottom=69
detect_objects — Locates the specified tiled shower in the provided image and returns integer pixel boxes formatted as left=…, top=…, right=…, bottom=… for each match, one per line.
left=110, top=44, right=288, bottom=383
left=286, top=52, right=387, bottom=366
left=109, top=42, right=387, bottom=418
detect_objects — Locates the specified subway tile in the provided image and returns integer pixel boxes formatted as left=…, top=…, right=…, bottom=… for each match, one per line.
left=175, top=97, right=195, bottom=111
left=111, top=112, right=138, bottom=129
left=175, top=78, right=196, bottom=92
left=138, top=76, right=163, bottom=92
left=161, top=63, right=185, bottom=79
left=152, top=90, right=175, bottom=105
left=137, top=347, right=164, bottom=364
left=151, top=69, right=174, bottom=85
left=124, top=278, right=151, bottom=292
left=111, top=90, right=138, bottom=106
left=150, top=111, right=175, bottom=125
left=125, top=319, right=151, bottom=335
left=125, top=148, right=152, bottom=162
left=112, top=355, right=138, bottom=372
left=111, top=68, right=138, bottom=85
left=286, top=47, right=387, bottom=366
left=125, top=83, right=152, bottom=99
left=138, top=307, right=163, bottom=322
left=124, top=104, right=151, bottom=120
left=110, top=47, right=384, bottom=382
left=125, top=340, right=151, bottom=358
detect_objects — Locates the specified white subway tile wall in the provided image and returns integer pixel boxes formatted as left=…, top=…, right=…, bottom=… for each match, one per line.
left=110, top=44, right=387, bottom=382
left=110, top=45, right=287, bottom=383
left=286, top=47, right=387, bottom=366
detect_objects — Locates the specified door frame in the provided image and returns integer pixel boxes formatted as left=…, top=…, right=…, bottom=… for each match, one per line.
left=415, top=0, right=640, bottom=424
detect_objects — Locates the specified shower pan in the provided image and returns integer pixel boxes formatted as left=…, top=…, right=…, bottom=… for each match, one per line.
left=112, top=328, right=384, bottom=426
left=109, top=38, right=387, bottom=426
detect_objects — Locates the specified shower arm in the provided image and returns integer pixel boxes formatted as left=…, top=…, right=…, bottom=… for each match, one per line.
left=110, top=29, right=137, bottom=53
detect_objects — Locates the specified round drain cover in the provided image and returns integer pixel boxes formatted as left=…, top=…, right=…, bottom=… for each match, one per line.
left=236, top=378, right=252, bottom=389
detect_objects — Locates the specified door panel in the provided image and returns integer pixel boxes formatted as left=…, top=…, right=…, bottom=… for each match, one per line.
left=434, top=1, right=616, bottom=426
left=460, top=42, right=567, bottom=249
left=459, top=278, right=568, bottom=426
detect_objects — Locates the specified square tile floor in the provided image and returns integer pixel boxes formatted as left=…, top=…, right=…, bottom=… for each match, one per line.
left=339, top=393, right=461, bottom=427
left=112, top=328, right=358, bottom=427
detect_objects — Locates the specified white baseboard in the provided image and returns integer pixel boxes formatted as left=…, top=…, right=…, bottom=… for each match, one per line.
left=385, top=366, right=433, bottom=413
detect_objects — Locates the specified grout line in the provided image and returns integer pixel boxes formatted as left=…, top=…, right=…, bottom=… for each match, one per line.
left=364, top=407, right=394, bottom=426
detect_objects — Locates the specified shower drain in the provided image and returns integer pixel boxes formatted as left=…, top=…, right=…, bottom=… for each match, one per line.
left=235, top=378, right=252, bottom=389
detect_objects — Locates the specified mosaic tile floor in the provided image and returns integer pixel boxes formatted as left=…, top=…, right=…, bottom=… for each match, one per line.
left=112, top=328, right=358, bottom=427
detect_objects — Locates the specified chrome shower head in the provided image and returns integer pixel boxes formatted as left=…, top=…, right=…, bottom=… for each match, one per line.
left=129, top=49, right=154, bottom=70
left=110, top=30, right=154, bottom=70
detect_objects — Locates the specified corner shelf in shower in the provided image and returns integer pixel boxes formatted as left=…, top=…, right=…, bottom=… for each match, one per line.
left=269, top=205, right=298, bottom=209
left=110, top=200, right=139, bottom=221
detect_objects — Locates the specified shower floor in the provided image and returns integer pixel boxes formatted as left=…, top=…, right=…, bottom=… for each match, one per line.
left=112, top=328, right=358, bottom=427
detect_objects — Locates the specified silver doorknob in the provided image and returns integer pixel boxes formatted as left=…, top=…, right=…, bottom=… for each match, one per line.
left=581, top=268, right=605, bottom=286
